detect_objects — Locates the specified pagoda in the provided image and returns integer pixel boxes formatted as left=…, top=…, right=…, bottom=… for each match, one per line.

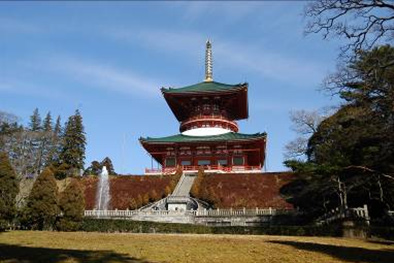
left=140, top=41, right=267, bottom=174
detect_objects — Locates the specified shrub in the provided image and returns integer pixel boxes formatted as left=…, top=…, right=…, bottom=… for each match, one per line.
left=0, top=152, right=19, bottom=231
left=136, top=195, right=143, bottom=208
left=190, top=167, right=204, bottom=198
left=142, top=193, right=150, bottom=206
left=24, top=168, right=59, bottom=230
left=164, top=186, right=172, bottom=197
left=57, top=178, right=85, bottom=231
left=129, top=198, right=138, bottom=210
left=53, top=163, right=70, bottom=180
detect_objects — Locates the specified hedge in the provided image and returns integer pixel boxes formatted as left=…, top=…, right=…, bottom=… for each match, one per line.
left=80, top=218, right=343, bottom=236
left=369, top=227, right=394, bottom=241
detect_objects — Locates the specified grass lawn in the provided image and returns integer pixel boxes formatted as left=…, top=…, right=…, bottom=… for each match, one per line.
left=0, top=231, right=393, bottom=263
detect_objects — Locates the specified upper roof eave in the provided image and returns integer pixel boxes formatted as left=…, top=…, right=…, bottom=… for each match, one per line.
left=161, top=81, right=248, bottom=95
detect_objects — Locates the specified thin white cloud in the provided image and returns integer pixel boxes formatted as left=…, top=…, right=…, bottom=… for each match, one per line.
left=214, top=41, right=326, bottom=85
left=106, top=27, right=205, bottom=58
left=105, top=26, right=326, bottom=87
left=0, top=79, right=66, bottom=99
left=14, top=55, right=163, bottom=99
left=45, top=56, right=163, bottom=98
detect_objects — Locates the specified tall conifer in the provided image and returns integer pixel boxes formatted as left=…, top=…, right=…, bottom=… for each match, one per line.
left=29, top=108, right=42, bottom=132
left=60, top=110, right=86, bottom=175
left=57, top=178, right=85, bottom=231
left=0, top=152, right=19, bottom=230
left=25, top=168, right=58, bottom=230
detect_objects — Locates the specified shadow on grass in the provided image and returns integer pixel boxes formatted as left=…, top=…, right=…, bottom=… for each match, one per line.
left=0, top=243, right=155, bottom=263
left=269, top=240, right=394, bottom=263
left=368, top=239, right=394, bottom=246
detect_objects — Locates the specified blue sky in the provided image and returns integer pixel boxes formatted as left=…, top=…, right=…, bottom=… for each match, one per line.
left=1, top=2, right=344, bottom=174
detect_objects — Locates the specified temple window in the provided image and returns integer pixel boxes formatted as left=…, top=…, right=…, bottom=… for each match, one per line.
left=181, top=160, right=191, bottom=166
left=165, top=158, right=176, bottom=167
left=218, top=159, right=228, bottom=166
left=232, top=156, right=244, bottom=166
left=198, top=160, right=211, bottom=166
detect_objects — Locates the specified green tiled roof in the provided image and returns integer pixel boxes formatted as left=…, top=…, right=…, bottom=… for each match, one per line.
left=140, top=132, right=266, bottom=144
left=161, top=81, right=246, bottom=94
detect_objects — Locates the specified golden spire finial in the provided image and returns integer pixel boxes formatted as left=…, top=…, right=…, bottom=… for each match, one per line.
left=204, top=39, right=213, bottom=82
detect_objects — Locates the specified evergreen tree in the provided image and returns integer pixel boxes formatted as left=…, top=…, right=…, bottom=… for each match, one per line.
left=37, top=112, right=54, bottom=174
left=84, top=161, right=101, bottom=176
left=42, top=112, right=53, bottom=133
left=47, top=116, right=62, bottom=166
left=60, top=110, right=86, bottom=175
left=29, top=108, right=41, bottom=132
left=24, top=168, right=58, bottom=230
left=57, top=178, right=85, bottom=231
left=282, top=46, right=394, bottom=220
left=28, top=108, right=43, bottom=175
left=100, top=157, right=116, bottom=175
left=0, top=152, right=19, bottom=230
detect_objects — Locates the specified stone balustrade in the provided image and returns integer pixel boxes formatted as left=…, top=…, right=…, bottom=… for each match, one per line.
left=84, top=208, right=294, bottom=219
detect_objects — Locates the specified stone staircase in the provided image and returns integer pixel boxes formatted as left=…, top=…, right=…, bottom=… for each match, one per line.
left=171, top=173, right=196, bottom=197
left=140, top=172, right=207, bottom=212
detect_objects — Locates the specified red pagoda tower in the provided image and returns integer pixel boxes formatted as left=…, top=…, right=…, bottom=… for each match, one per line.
left=140, top=41, right=267, bottom=174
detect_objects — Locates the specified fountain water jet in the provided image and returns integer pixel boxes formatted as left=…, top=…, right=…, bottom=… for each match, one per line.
left=96, top=166, right=110, bottom=211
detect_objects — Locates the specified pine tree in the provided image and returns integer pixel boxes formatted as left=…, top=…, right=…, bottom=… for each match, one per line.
left=0, top=152, right=19, bottom=230
left=60, top=110, right=86, bottom=175
left=42, top=112, right=53, bottom=132
left=28, top=108, right=43, bottom=175
left=100, top=157, right=116, bottom=175
left=24, top=168, right=58, bottom=230
left=57, top=178, right=85, bottom=231
left=48, top=116, right=62, bottom=166
left=29, top=108, right=42, bottom=132
left=37, top=112, right=54, bottom=173
left=84, top=160, right=101, bottom=176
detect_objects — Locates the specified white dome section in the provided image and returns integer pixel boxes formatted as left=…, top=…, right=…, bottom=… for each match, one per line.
left=182, top=127, right=232, bottom=136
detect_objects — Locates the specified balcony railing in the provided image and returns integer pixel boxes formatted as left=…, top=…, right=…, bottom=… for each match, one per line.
left=180, top=114, right=239, bottom=133
left=144, top=165, right=261, bottom=175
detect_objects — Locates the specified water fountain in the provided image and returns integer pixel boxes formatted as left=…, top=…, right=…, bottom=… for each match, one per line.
left=96, top=166, right=110, bottom=211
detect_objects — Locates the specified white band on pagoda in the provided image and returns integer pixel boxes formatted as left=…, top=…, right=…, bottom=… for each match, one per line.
left=182, top=127, right=231, bottom=136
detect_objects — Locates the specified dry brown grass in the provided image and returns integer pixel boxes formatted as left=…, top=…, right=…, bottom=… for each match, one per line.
left=0, top=231, right=393, bottom=263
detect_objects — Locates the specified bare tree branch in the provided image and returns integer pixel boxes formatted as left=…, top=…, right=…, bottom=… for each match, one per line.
left=304, top=0, right=394, bottom=58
